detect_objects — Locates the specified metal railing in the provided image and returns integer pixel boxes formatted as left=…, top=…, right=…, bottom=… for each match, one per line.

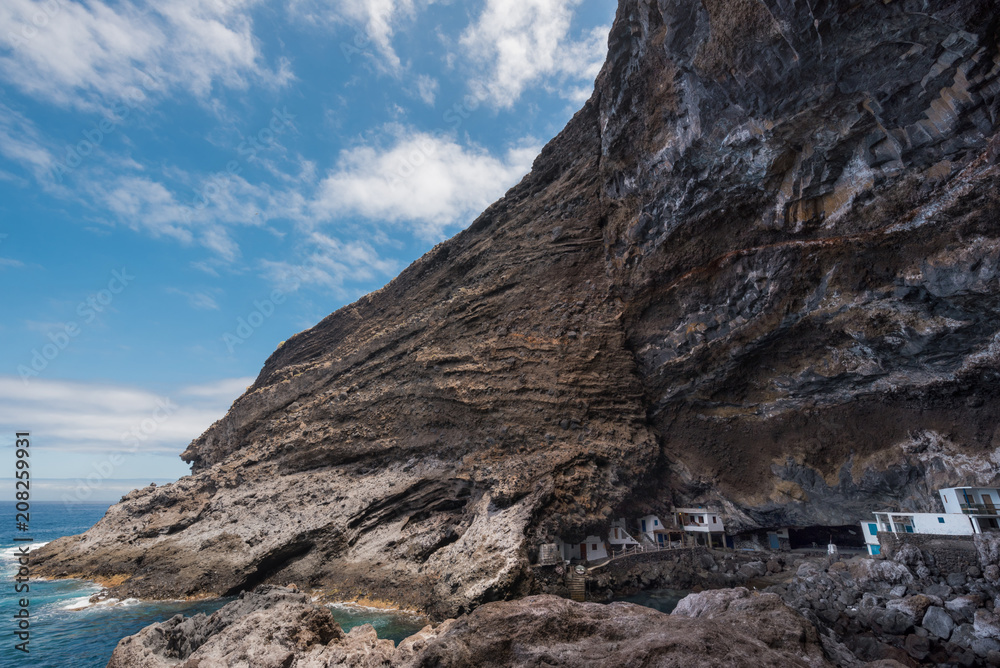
left=960, top=503, right=999, bottom=515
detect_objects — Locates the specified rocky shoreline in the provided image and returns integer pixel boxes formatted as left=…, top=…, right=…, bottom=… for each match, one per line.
left=103, top=536, right=1000, bottom=666
left=107, top=585, right=834, bottom=667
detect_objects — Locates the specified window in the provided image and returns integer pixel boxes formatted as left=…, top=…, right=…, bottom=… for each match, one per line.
left=871, top=545, right=881, bottom=555
left=938, top=517, right=945, bottom=524
left=654, top=520, right=658, bottom=526
left=592, top=544, right=598, bottom=550
left=868, top=523, right=878, bottom=535
left=905, top=525, right=914, bottom=533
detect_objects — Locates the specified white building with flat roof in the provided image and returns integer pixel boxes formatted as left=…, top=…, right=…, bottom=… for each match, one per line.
left=608, top=519, right=640, bottom=548
left=861, top=487, right=1000, bottom=556
left=675, top=508, right=726, bottom=548
left=558, top=536, right=609, bottom=563
left=939, top=487, right=1000, bottom=532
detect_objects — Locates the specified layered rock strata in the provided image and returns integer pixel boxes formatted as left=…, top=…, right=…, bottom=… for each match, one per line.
left=35, top=0, right=1000, bottom=615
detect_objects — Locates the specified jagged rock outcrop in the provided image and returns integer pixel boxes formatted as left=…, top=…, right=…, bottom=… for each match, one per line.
left=108, top=586, right=834, bottom=667
left=35, top=0, right=1000, bottom=614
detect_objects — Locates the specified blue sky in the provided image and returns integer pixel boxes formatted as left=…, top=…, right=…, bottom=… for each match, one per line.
left=0, top=0, right=616, bottom=501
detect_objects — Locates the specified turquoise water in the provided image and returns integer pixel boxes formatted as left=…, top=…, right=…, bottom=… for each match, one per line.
left=2, top=502, right=427, bottom=667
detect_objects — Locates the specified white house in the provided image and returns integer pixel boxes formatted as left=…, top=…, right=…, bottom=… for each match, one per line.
left=637, top=514, right=664, bottom=541
left=940, top=487, right=1000, bottom=532
left=676, top=508, right=726, bottom=548
left=558, top=535, right=609, bottom=563
left=861, top=486, right=1000, bottom=556
left=608, top=519, right=640, bottom=548
left=676, top=508, right=725, bottom=533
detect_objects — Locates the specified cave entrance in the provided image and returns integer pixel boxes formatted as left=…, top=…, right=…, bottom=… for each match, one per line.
left=787, top=525, right=865, bottom=550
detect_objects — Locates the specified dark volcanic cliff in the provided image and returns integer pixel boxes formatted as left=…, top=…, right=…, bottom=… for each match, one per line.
left=35, top=0, right=1000, bottom=616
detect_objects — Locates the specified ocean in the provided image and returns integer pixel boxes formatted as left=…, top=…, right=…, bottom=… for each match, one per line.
left=2, top=502, right=427, bottom=667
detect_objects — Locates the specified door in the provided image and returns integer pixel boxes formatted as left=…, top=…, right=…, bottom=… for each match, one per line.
left=641, top=519, right=647, bottom=532
left=580, top=543, right=587, bottom=561
left=985, top=494, right=996, bottom=514
left=768, top=532, right=780, bottom=550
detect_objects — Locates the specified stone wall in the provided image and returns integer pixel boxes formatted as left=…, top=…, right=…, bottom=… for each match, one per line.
left=537, top=543, right=561, bottom=565
left=879, top=533, right=979, bottom=574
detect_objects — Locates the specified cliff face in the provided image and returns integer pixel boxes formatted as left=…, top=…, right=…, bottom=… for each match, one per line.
left=35, top=0, right=1000, bottom=616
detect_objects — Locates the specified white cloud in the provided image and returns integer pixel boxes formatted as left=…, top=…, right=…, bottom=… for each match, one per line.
left=460, top=0, right=608, bottom=108
left=261, top=231, right=399, bottom=296
left=0, top=0, right=291, bottom=111
left=0, top=103, right=56, bottom=179
left=0, top=375, right=253, bottom=455
left=0, top=257, right=25, bottom=269
left=311, top=126, right=539, bottom=239
left=416, top=74, right=439, bottom=105
left=166, top=287, right=221, bottom=311
left=289, top=0, right=435, bottom=73
left=92, top=171, right=283, bottom=262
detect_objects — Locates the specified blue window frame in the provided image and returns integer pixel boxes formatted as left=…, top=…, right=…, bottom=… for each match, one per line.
left=868, top=523, right=878, bottom=535
left=938, top=517, right=945, bottom=524
left=905, top=525, right=914, bottom=533
left=871, top=545, right=881, bottom=555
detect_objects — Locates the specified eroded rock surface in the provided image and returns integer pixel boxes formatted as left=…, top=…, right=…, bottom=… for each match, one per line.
left=108, top=586, right=833, bottom=668
left=35, top=0, right=1000, bottom=615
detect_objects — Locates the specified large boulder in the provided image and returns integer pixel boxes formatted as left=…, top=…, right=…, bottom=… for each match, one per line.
left=891, top=544, right=930, bottom=579
left=945, top=594, right=982, bottom=623
left=110, top=586, right=835, bottom=668
left=885, top=595, right=931, bottom=625
left=672, top=587, right=831, bottom=664
left=848, top=560, right=914, bottom=589
left=975, top=609, right=1000, bottom=640
left=922, top=606, right=955, bottom=640
left=975, top=533, right=1000, bottom=572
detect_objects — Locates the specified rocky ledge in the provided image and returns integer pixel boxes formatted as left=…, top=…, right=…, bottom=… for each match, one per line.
left=108, top=585, right=833, bottom=668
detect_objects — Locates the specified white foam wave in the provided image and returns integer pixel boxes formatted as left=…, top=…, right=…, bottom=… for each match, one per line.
left=1, top=541, right=50, bottom=560
left=61, top=596, right=95, bottom=611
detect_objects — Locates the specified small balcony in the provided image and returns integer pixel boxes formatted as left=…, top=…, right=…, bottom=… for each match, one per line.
left=960, top=503, right=999, bottom=516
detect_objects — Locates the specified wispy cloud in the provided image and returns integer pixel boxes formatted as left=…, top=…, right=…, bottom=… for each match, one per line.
left=92, top=172, right=278, bottom=262
left=261, top=231, right=399, bottom=297
left=460, top=0, right=608, bottom=108
left=289, top=0, right=437, bottom=73
left=165, top=287, right=221, bottom=311
left=0, top=0, right=292, bottom=112
left=0, top=375, right=253, bottom=455
left=0, top=102, right=57, bottom=180
left=416, top=74, right=439, bottom=105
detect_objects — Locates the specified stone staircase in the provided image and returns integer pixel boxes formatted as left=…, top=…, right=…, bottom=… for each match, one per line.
left=566, top=570, right=586, bottom=602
